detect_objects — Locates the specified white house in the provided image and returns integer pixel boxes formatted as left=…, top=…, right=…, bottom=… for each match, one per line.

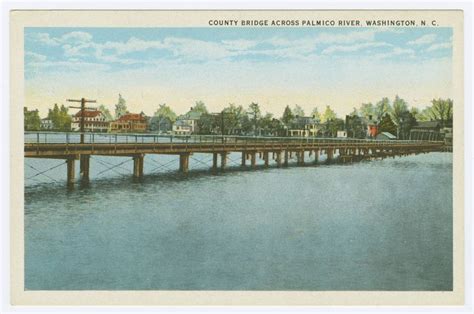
left=71, top=110, right=109, bottom=132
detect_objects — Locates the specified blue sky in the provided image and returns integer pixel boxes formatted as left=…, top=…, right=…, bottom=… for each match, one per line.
left=25, top=27, right=453, bottom=117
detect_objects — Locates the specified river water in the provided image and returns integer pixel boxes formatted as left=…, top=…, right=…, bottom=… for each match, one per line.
left=24, top=152, right=453, bottom=290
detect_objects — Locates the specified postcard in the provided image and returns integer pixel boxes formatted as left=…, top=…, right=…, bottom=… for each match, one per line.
left=10, top=9, right=464, bottom=306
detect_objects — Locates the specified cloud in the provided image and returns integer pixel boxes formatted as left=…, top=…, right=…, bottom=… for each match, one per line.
left=30, top=33, right=60, bottom=46
left=426, top=42, right=452, bottom=52
left=222, top=39, right=258, bottom=51
left=407, top=34, right=436, bottom=45
left=316, top=29, right=377, bottom=44
left=322, top=42, right=392, bottom=54
left=25, top=51, right=47, bottom=62
left=61, top=31, right=93, bottom=44
left=374, top=47, right=415, bottom=59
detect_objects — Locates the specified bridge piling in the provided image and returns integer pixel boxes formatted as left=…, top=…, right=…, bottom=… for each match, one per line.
left=179, top=153, right=190, bottom=173
left=314, top=149, right=319, bottom=164
left=80, top=155, right=90, bottom=181
left=221, top=152, right=227, bottom=170
left=297, top=150, right=305, bottom=166
left=284, top=150, right=289, bottom=167
left=276, top=151, right=282, bottom=167
left=133, top=154, right=144, bottom=178
left=212, top=153, right=218, bottom=172
left=250, top=152, right=256, bottom=168
left=241, top=152, right=246, bottom=166
left=66, top=157, right=75, bottom=186
left=263, top=151, right=269, bottom=167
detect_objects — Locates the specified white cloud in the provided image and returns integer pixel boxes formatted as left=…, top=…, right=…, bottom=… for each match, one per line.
left=407, top=34, right=436, bottom=45
left=25, top=51, right=47, bottom=62
left=60, top=31, right=93, bottom=44
left=322, top=42, right=392, bottom=54
left=374, top=47, right=415, bottom=59
left=222, top=39, right=258, bottom=51
left=31, top=33, right=60, bottom=46
left=426, top=42, right=452, bottom=52
left=316, top=30, right=377, bottom=44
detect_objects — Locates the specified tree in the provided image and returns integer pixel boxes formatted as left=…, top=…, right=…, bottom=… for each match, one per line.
left=346, top=113, right=365, bottom=138
left=48, top=104, right=71, bottom=131
left=281, top=105, right=294, bottom=126
left=24, top=107, right=41, bottom=131
left=115, top=94, right=128, bottom=119
left=191, top=101, right=208, bottom=115
left=391, top=95, right=409, bottom=138
left=248, top=102, right=261, bottom=135
left=154, top=103, right=177, bottom=122
left=222, top=103, right=245, bottom=135
left=426, top=98, right=453, bottom=127
left=359, top=102, right=375, bottom=119
left=321, top=105, right=337, bottom=123
left=98, top=105, right=113, bottom=121
left=375, top=97, right=392, bottom=121
left=398, top=111, right=417, bottom=140
left=293, top=104, right=305, bottom=117
left=378, top=113, right=397, bottom=135
left=323, top=118, right=344, bottom=137
left=311, top=107, right=321, bottom=122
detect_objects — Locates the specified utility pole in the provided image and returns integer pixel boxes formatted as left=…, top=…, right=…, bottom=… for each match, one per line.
left=67, top=98, right=97, bottom=144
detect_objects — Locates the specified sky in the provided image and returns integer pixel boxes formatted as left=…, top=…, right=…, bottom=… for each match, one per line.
left=24, top=27, right=453, bottom=118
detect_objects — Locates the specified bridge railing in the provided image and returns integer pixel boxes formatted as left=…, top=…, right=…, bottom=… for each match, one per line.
left=24, top=131, right=442, bottom=146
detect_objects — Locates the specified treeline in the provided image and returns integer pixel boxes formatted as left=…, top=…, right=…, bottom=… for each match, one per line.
left=24, top=94, right=454, bottom=138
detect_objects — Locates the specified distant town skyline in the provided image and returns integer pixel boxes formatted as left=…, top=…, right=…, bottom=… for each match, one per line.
left=25, top=27, right=453, bottom=117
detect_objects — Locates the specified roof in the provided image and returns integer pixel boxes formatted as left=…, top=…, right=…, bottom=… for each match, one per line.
left=182, top=110, right=202, bottom=120
left=175, top=120, right=191, bottom=127
left=74, top=110, right=103, bottom=118
left=378, top=132, right=397, bottom=139
left=118, top=113, right=146, bottom=122
left=413, top=121, right=441, bottom=129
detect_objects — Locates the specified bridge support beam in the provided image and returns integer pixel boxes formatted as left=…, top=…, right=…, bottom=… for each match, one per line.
left=212, top=153, right=218, bottom=172
left=284, top=150, right=289, bottom=167
left=179, top=153, right=190, bottom=173
left=221, top=152, right=227, bottom=170
left=327, top=148, right=334, bottom=164
left=297, top=150, right=305, bottom=166
left=276, top=151, right=282, bottom=167
left=66, top=157, right=75, bottom=186
left=314, top=149, right=319, bottom=164
left=263, top=151, right=269, bottom=167
left=250, top=152, right=256, bottom=168
left=241, top=152, right=246, bottom=166
left=80, top=154, right=90, bottom=181
left=133, top=154, right=144, bottom=178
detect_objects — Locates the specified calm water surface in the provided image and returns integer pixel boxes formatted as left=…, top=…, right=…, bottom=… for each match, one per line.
left=24, top=152, right=453, bottom=290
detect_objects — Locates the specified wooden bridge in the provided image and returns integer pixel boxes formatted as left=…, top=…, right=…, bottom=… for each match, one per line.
left=25, top=132, right=448, bottom=186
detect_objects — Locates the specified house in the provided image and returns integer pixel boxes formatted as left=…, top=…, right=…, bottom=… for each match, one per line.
left=288, top=116, right=319, bottom=137
left=172, top=119, right=192, bottom=135
left=109, top=113, right=148, bottom=133
left=40, top=118, right=53, bottom=130
left=173, top=109, right=202, bottom=135
left=71, top=110, right=109, bottom=132
left=409, top=121, right=442, bottom=141
left=337, top=130, right=347, bottom=138
left=376, top=132, right=397, bottom=140
left=361, top=115, right=378, bottom=138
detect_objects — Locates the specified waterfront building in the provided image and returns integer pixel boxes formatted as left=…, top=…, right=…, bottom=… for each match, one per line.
left=337, top=130, right=348, bottom=138
left=149, top=116, right=173, bottom=133
left=288, top=116, right=319, bottom=137
left=109, top=113, right=148, bottom=133
left=173, top=109, right=203, bottom=135
left=71, top=110, right=109, bottom=132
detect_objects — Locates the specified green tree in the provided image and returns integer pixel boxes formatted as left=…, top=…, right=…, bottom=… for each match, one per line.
left=391, top=95, right=409, bottom=138
left=321, top=105, right=337, bottom=123
left=375, top=97, right=392, bottom=121
left=222, top=103, right=245, bottom=135
left=154, top=103, right=177, bottom=122
left=191, top=101, right=208, bottom=115
left=48, top=104, right=71, bottom=131
left=378, top=113, right=397, bottom=135
left=281, top=105, right=294, bottom=126
left=293, top=104, right=305, bottom=117
left=24, top=107, right=41, bottom=131
left=359, top=102, right=375, bottom=119
left=115, top=94, right=128, bottom=119
left=248, top=102, right=261, bottom=135
left=426, top=98, right=453, bottom=127
left=311, top=107, right=321, bottom=122
left=98, top=104, right=113, bottom=121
